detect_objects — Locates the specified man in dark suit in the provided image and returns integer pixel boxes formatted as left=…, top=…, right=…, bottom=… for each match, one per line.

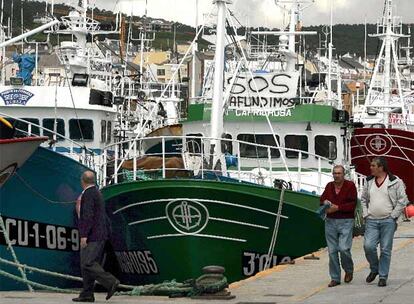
left=73, top=171, right=119, bottom=302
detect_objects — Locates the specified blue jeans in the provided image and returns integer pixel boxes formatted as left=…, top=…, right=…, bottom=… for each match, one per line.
left=325, top=218, right=355, bottom=282
left=364, top=217, right=397, bottom=280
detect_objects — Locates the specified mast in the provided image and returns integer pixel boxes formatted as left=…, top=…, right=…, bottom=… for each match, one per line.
left=361, top=0, right=408, bottom=126
left=139, top=30, right=145, bottom=86
left=274, top=1, right=315, bottom=53
left=327, top=0, right=333, bottom=102
left=10, top=0, right=13, bottom=37
left=383, top=0, right=392, bottom=121
left=81, top=0, right=88, bottom=20
left=210, top=0, right=231, bottom=167
left=288, top=6, right=295, bottom=52
left=191, top=0, right=199, bottom=99
left=363, top=15, right=367, bottom=96
left=138, top=0, right=149, bottom=87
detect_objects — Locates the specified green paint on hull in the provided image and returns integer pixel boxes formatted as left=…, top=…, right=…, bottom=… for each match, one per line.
left=103, top=179, right=325, bottom=285
left=185, top=103, right=337, bottom=124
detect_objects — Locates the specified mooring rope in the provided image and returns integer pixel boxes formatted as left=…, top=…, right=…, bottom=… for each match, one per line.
left=14, top=172, right=77, bottom=204
left=0, top=215, right=33, bottom=291
left=0, top=269, right=77, bottom=294
left=0, top=257, right=228, bottom=297
left=0, top=257, right=135, bottom=290
left=0, top=249, right=228, bottom=296
left=264, top=188, right=286, bottom=270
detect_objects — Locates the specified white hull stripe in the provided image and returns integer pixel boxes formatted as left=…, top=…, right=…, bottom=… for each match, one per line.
left=128, top=216, right=167, bottom=226
left=209, top=217, right=269, bottom=229
left=127, top=216, right=269, bottom=230
left=146, top=233, right=246, bottom=243
left=350, top=144, right=414, bottom=154
left=114, top=198, right=288, bottom=219
left=352, top=154, right=414, bottom=163
left=353, top=133, right=414, bottom=143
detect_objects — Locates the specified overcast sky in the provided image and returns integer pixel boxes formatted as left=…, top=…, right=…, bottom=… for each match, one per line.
left=82, top=0, right=414, bottom=28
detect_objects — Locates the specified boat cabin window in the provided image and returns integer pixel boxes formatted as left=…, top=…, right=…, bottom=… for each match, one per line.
left=69, top=119, right=94, bottom=141
left=9, top=118, right=40, bottom=137
left=101, top=120, right=107, bottom=143
left=107, top=121, right=112, bottom=143
left=315, top=135, right=337, bottom=160
left=100, top=120, right=112, bottom=143
left=221, top=133, right=233, bottom=154
left=186, top=133, right=203, bottom=154
left=237, top=134, right=280, bottom=158
left=284, top=135, right=308, bottom=159
left=42, top=119, right=65, bottom=140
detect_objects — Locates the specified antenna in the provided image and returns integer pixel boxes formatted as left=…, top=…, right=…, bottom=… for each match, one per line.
left=191, top=0, right=199, bottom=98
left=327, top=0, right=333, bottom=102
left=0, top=0, right=4, bottom=27
left=20, top=0, right=23, bottom=52
left=10, top=0, right=13, bottom=37
left=274, top=1, right=315, bottom=52
left=364, top=15, right=367, bottom=89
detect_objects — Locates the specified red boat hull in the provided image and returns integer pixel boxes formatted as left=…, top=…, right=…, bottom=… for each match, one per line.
left=351, top=128, right=414, bottom=202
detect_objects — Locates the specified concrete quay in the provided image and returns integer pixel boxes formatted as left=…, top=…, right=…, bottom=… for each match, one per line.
left=1, top=221, right=413, bottom=304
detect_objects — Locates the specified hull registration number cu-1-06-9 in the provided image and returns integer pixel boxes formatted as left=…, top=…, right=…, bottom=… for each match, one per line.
left=0, top=216, right=79, bottom=251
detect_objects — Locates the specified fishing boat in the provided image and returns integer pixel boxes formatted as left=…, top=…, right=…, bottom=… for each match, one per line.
left=0, top=115, right=89, bottom=292
left=0, top=0, right=189, bottom=290
left=99, top=0, right=364, bottom=285
left=0, top=118, right=47, bottom=187
left=351, top=0, right=414, bottom=202
left=0, top=1, right=120, bottom=290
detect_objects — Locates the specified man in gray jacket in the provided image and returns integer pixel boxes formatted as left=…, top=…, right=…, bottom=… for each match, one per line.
left=361, top=157, right=409, bottom=287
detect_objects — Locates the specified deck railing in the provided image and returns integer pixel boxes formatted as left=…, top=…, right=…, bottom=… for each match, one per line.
left=0, top=113, right=98, bottom=169
left=97, top=135, right=359, bottom=196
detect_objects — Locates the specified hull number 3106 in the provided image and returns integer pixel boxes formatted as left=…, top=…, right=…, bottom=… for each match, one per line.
left=242, top=251, right=292, bottom=276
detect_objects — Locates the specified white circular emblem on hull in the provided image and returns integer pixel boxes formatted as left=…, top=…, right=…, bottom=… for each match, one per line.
left=165, top=199, right=209, bottom=235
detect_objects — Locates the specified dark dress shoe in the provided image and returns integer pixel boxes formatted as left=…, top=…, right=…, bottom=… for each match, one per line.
left=72, top=296, right=95, bottom=302
left=344, top=272, right=353, bottom=283
left=366, top=272, right=378, bottom=283
left=328, top=280, right=341, bottom=287
left=106, top=279, right=120, bottom=300
left=378, top=278, right=387, bottom=287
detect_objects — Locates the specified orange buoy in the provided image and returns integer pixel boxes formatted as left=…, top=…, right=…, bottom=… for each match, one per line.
left=405, top=204, right=414, bottom=218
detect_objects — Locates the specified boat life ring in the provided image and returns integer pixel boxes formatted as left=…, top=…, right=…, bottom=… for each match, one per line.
left=182, top=152, right=202, bottom=176
left=251, top=168, right=269, bottom=185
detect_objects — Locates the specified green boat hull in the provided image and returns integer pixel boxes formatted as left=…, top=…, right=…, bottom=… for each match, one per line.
left=103, top=179, right=326, bottom=285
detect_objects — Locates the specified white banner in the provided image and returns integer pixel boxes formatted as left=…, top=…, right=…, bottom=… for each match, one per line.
left=225, top=71, right=299, bottom=110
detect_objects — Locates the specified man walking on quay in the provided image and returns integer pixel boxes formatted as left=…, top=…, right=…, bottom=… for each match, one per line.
left=73, top=171, right=119, bottom=302
left=362, top=157, right=409, bottom=287
left=320, top=165, right=357, bottom=287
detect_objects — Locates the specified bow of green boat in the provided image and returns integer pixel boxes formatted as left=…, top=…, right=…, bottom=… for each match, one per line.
left=102, top=177, right=326, bottom=285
